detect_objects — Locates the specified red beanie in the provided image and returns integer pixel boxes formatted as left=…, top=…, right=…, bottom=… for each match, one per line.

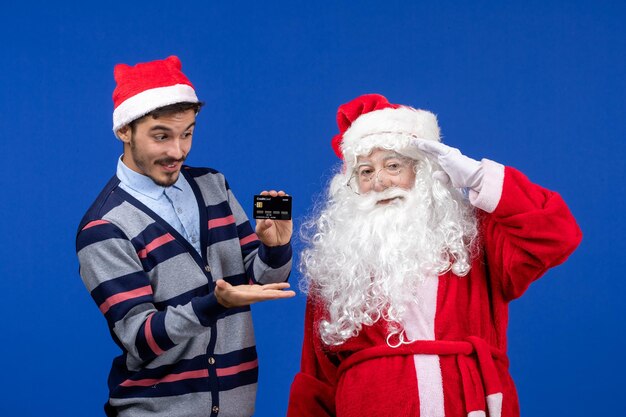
left=112, top=55, right=199, bottom=133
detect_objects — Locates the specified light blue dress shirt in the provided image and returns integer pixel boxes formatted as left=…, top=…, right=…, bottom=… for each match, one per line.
left=116, top=157, right=201, bottom=255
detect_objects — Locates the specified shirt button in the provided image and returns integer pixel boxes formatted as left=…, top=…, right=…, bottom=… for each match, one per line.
left=212, top=405, right=219, bottom=413
left=208, top=357, right=215, bottom=365
left=205, top=265, right=211, bottom=273
left=177, top=207, right=183, bottom=214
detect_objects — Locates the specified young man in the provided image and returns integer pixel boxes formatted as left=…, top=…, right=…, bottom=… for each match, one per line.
left=288, top=94, right=582, bottom=417
left=76, top=56, right=294, bottom=417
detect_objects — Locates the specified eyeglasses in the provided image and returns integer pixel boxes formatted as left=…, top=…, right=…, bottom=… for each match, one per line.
left=356, top=162, right=407, bottom=182
left=346, top=158, right=414, bottom=194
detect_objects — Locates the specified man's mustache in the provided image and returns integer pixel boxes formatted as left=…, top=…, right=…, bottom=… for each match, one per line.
left=155, top=156, right=186, bottom=165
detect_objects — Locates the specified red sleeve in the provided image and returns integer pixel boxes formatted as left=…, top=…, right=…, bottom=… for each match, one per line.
left=481, top=165, right=582, bottom=301
left=287, top=298, right=338, bottom=417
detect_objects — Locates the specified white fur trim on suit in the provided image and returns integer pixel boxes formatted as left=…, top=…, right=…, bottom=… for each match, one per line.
left=341, top=106, right=441, bottom=168
left=468, top=159, right=505, bottom=213
left=413, top=355, right=445, bottom=417
left=405, top=277, right=445, bottom=417
left=112, top=84, right=198, bottom=133
left=486, top=392, right=503, bottom=417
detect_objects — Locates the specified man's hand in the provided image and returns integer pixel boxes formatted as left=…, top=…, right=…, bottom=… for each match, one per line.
left=214, top=279, right=296, bottom=308
left=411, top=138, right=484, bottom=191
left=255, top=190, right=293, bottom=247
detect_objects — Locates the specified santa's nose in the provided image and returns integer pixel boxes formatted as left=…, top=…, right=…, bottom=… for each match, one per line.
left=372, top=170, right=392, bottom=191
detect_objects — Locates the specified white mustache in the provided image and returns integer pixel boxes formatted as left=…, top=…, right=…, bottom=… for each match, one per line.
left=355, top=187, right=411, bottom=211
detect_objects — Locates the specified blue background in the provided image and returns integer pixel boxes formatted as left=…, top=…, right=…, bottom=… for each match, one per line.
left=1, top=1, right=624, bottom=415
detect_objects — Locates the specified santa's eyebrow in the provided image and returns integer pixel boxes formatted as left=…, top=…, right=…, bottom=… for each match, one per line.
left=356, top=152, right=404, bottom=166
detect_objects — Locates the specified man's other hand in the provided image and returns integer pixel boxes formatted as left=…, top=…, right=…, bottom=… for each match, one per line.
left=214, top=279, right=296, bottom=308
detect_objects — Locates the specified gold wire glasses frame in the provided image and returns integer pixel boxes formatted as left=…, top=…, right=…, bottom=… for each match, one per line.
left=346, top=157, right=415, bottom=195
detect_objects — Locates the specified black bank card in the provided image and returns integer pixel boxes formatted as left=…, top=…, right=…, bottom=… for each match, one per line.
left=253, top=195, right=292, bottom=220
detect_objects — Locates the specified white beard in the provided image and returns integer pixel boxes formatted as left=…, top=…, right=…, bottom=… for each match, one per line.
left=300, top=163, right=478, bottom=346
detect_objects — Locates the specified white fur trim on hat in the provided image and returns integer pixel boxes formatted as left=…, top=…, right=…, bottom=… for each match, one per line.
left=341, top=106, right=441, bottom=167
left=112, top=84, right=198, bottom=133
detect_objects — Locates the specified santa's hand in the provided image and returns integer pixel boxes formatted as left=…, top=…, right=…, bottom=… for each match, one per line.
left=255, top=190, right=293, bottom=247
left=411, top=139, right=483, bottom=192
left=214, top=279, right=295, bottom=308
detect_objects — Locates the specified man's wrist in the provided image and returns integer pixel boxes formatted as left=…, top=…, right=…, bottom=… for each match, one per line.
left=259, top=240, right=292, bottom=268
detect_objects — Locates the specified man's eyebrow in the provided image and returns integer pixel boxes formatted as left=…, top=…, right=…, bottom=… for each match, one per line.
left=149, top=121, right=196, bottom=132
left=149, top=125, right=174, bottom=132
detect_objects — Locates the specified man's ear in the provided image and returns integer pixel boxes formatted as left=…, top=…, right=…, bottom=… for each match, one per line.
left=117, top=125, right=131, bottom=143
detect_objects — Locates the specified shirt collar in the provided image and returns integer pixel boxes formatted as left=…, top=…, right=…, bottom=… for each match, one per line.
left=116, top=156, right=184, bottom=200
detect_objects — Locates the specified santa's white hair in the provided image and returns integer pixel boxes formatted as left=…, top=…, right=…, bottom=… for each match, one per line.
left=300, top=149, right=479, bottom=347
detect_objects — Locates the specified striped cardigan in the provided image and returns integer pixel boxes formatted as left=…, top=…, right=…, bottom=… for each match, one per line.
left=76, top=166, right=292, bottom=417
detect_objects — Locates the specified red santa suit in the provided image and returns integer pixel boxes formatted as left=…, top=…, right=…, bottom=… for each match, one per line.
left=288, top=160, right=582, bottom=417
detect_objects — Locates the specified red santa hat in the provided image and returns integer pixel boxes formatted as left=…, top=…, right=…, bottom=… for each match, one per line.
left=112, top=55, right=199, bottom=133
left=331, top=94, right=441, bottom=166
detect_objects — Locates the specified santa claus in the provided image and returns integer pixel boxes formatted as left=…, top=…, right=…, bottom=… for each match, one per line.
left=287, top=94, right=582, bottom=417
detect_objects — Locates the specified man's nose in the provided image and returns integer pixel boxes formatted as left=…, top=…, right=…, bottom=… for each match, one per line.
left=166, top=138, right=184, bottom=159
